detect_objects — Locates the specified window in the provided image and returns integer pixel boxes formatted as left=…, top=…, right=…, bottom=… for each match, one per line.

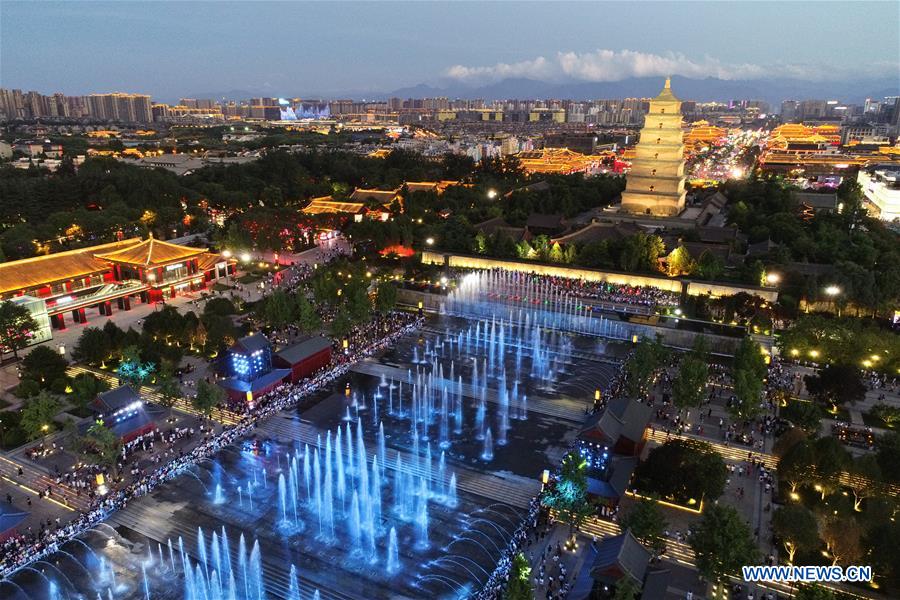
left=649, top=185, right=655, bottom=192
left=656, top=138, right=661, bottom=144
left=660, top=108, right=665, bottom=114
left=654, top=153, right=659, bottom=159
left=651, top=169, right=657, bottom=176
left=659, top=122, right=664, bottom=129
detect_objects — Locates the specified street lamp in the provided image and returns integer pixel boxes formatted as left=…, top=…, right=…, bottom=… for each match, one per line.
left=222, top=249, right=232, bottom=259
left=240, top=252, right=251, bottom=263
left=765, top=272, right=781, bottom=285
left=487, top=189, right=498, bottom=199
left=425, top=237, right=435, bottom=246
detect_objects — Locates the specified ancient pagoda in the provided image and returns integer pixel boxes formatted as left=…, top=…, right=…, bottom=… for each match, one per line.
left=620, top=77, right=687, bottom=216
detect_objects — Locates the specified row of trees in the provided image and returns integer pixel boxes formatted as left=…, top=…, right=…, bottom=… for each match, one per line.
left=775, top=426, right=900, bottom=589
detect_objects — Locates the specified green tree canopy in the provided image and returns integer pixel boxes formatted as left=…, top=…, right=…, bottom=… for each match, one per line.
left=772, top=504, right=820, bottom=564
left=619, top=496, right=668, bottom=555
left=20, top=391, right=61, bottom=440
left=689, top=504, right=760, bottom=582
left=193, top=380, right=225, bottom=418
left=73, top=326, right=112, bottom=366
left=504, top=552, right=533, bottom=600
left=0, top=300, right=38, bottom=360
left=21, top=345, right=68, bottom=387
left=804, top=364, right=866, bottom=408
left=633, top=439, right=727, bottom=503
left=70, top=372, right=109, bottom=411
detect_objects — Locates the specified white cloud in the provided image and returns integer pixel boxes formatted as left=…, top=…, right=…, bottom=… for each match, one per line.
left=445, top=49, right=897, bottom=83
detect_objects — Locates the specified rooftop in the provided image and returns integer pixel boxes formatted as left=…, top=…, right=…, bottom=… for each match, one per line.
left=0, top=238, right=141, bottom=296
left=94, top=237, right=206, bottom=267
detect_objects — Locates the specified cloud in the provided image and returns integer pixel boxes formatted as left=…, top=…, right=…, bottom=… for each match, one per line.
left=445, top=49, right=898, bottom=83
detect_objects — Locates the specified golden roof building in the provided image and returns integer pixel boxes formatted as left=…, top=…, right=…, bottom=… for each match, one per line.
left=620, top=78, right=687, bottom=216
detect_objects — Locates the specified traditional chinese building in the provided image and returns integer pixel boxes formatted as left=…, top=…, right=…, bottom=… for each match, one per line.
left=620, top=78, right=687, bottom=216
left=0, top=236, right=234, bottom=332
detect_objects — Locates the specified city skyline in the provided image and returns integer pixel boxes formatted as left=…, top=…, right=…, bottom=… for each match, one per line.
left=2, top=1, right=898, bottom=101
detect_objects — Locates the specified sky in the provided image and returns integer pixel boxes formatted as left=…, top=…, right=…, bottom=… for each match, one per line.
left=2, top=1, right=898, bottom=100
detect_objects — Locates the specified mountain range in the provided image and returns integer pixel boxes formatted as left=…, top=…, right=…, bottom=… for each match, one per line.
left=186, top=75, right=899, bottom=107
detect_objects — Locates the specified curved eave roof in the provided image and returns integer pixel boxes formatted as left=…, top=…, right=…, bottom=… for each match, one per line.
left=94, top=238, right=206, bottom=267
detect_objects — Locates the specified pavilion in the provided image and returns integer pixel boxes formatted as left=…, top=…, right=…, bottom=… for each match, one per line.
left=0, top=236, right=234, bottom=332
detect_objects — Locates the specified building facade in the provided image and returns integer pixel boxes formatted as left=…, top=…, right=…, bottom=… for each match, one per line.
left=620, top=78, right=687, bottom=216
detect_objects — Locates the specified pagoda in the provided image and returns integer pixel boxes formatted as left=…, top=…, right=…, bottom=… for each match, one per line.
left=620, top=77, right=687, bottom=216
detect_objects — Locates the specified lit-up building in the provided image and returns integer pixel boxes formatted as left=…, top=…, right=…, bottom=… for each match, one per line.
left=576, top=397, right=653, bottom=507
left=89, top=385, right=156, bottom=443
left=682, top=120, right=728, bottom=154
left=218, top=333, right=291, bottom=403
left=515, top=148, right=614, bottom=175
left=858, top=164, right=900, bottom=222
left=0, top=237, right=234, bottom=333
left=620, top=78, right=687, bottom=216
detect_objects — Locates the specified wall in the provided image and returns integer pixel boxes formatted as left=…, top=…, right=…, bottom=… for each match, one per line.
left=420, top=251, right=778, bottom=303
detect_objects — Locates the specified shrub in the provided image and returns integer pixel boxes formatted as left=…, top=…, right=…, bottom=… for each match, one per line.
left=50, top=377, right=70, bottom=394
left=14, top=379, right=40, bottom=398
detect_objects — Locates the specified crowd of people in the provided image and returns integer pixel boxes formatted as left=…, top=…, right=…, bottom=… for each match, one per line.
left=545, top=276, right=681, bottom=310
left=0, top=312, right=423, bottom=579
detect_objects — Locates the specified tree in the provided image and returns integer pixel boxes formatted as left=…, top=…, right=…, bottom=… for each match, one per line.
left=294, top=295, right=322, bottom=333
left=80, top=419, right=122, bottom=475
left=193, top=380, right=224, bottom=418
left=811, top=437, right=849, bottom=499
left=730, top=367, right=764, bottom=421
left=21, top=345, right=68, bottom=387
left=666, top=245, right=695, bottom=276
left=804, top=364, right=866, bottom=409
left=260, top=288, right=294, bottom=329
left=504, top=552, right=533, bottom=600
left=633, top=439, right=727, bottom=503
left=330, top=307, right=354, bottom=339
left=689, top=504, right=760, bottom=583
left=778, top=440, right=816, bottom=493
left=821, top=517, right=863, bottom=567
left=19, top=391, right=61, bottom=440
left=69, top=373, right=109, bottom=412
left=624, top=336, right=667, bottom=399
left=374, top=281, right=398, bottom=315
left=772, top=505, right=819, bottom=563
left=772, top=427, right=807, bottom=459
left=0, top=300, right=38, bottom=360
left=876, top=431, right=900, bottom=484
left=619, top=496, right=668, bottom=555
left=156, top=364, right=181, bottom=410
left=695, top=250, right=725, bottom=280
left=795, top=585, right=836, bottom=600
left=73, top=326, right=112, bottom=366
left=117, top=345, right=155, bottom=387
left=780, top=401, right=824, bottom=436
left=672, top=355, right=708, bottom=413
left=845, top=454, right=883, bottom=511
left=612, top=574, right=639, bottom=600
left=543, top=451, right=595, bottom=535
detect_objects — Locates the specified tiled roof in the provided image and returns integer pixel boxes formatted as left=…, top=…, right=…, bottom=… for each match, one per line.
left=276, top=336, right=332, bottom=364
left=301, top=197, right=366, bottom=215
left=0, top=238, right=142, bottom=295
left=94, top=237, right=206, bottom=266
left=350, top=188, right=400, bottom=203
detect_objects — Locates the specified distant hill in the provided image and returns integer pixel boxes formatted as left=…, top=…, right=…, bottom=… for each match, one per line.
left=184, top=75, right=899, bottom=106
